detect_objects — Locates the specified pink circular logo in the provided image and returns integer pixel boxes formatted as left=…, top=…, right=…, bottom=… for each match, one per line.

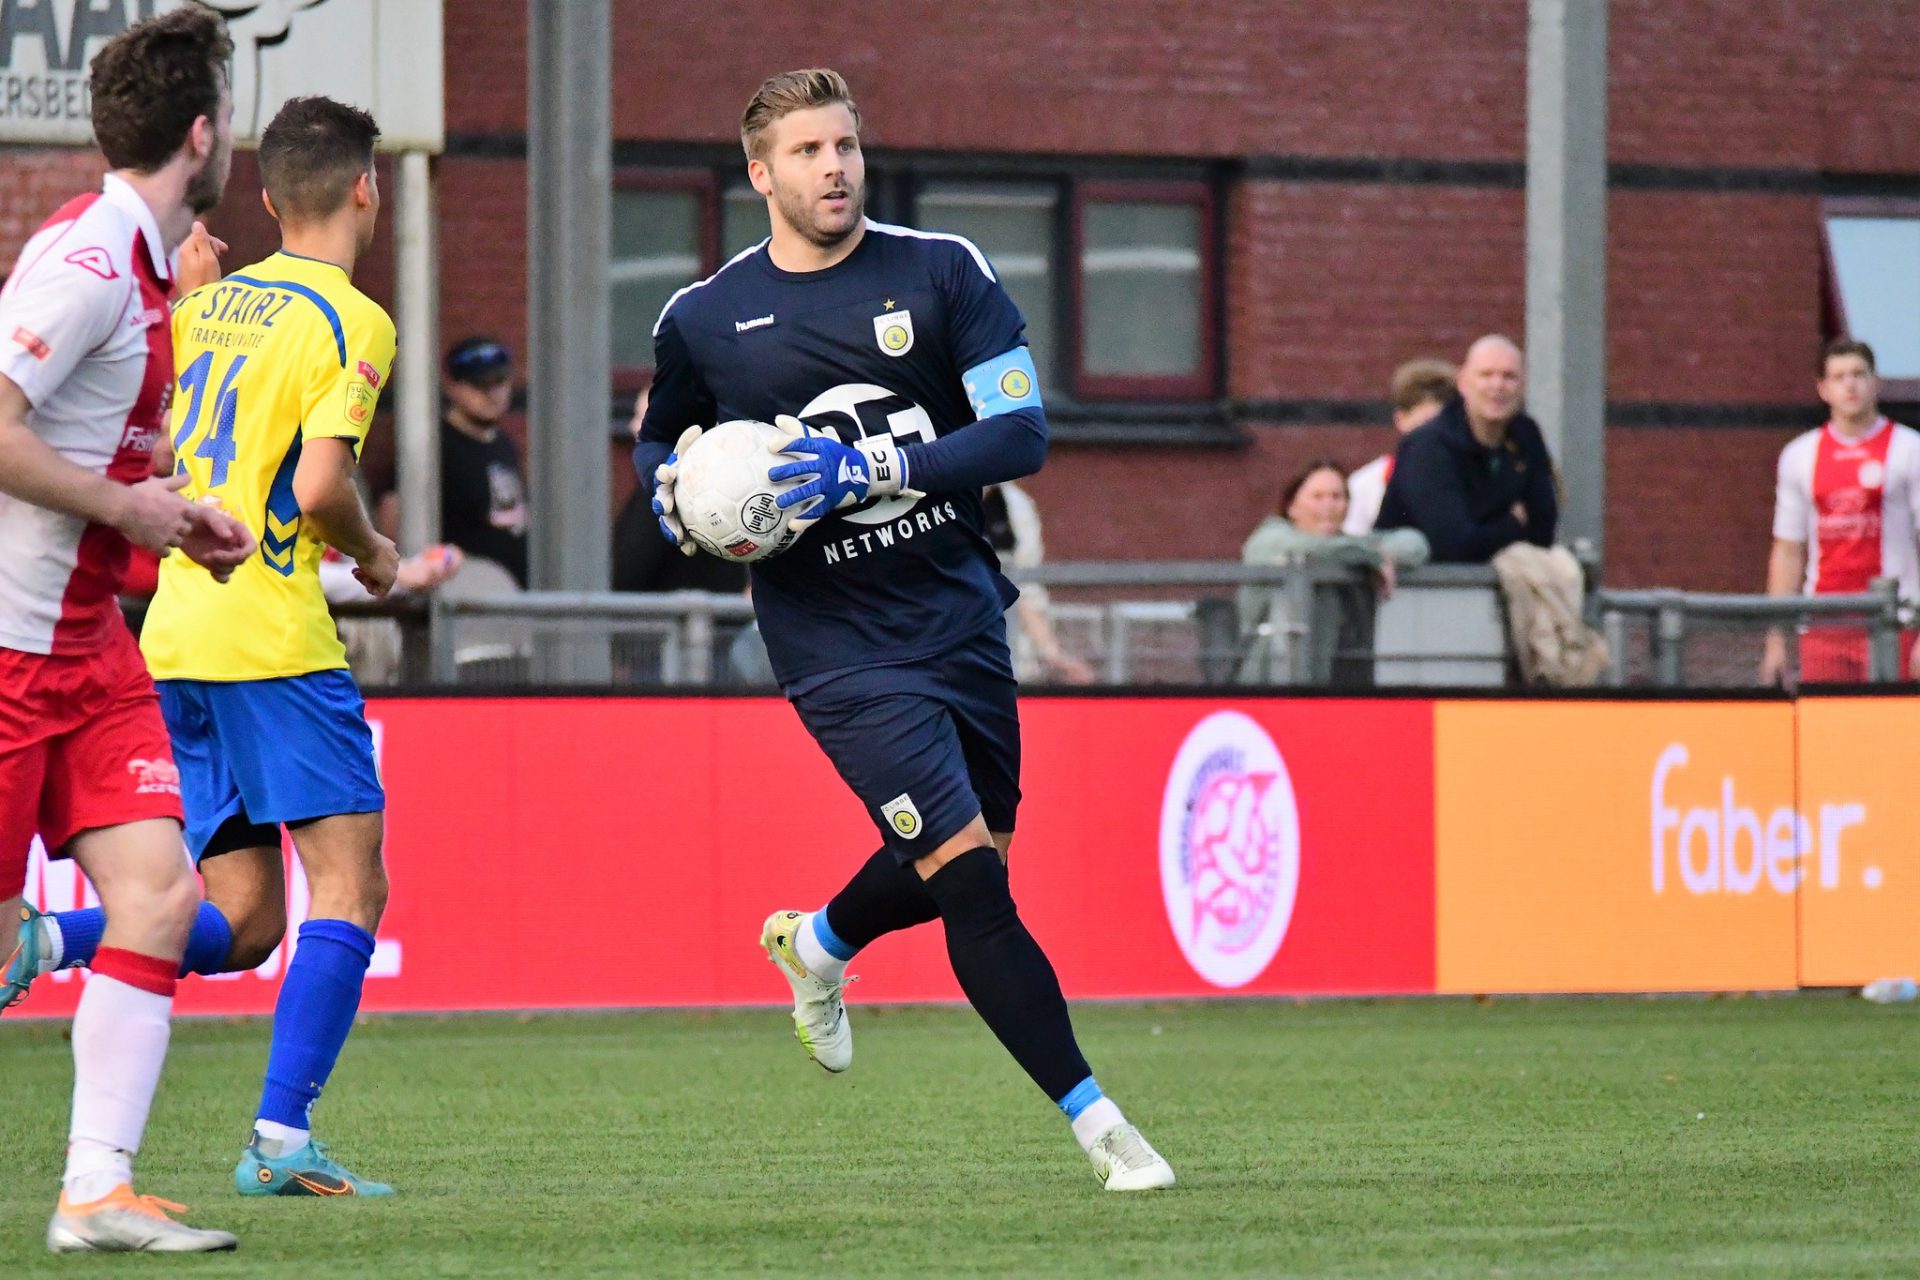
left=1159, top=711, right=1299, bottom=987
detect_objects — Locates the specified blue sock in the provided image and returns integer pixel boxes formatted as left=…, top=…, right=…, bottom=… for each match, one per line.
left=48, top=906, right=105, bottom=971
left=50, top=901, right=234, bottom=977
left=1057, top=1076, right=1104, bottom=1119
left=810, top=907, right=858, bottom=962
left=255, top=919, right=376, bottom=1133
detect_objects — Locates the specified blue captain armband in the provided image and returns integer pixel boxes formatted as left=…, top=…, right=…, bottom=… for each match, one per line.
left=962, top=347, right=1042, bottom=421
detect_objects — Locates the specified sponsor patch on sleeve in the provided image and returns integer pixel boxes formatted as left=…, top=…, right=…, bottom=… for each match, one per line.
left=10, top=327, right=50, bottom=360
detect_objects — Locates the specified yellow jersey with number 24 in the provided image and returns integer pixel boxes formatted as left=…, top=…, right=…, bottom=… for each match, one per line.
left=141, top=251, right=395, bottom=682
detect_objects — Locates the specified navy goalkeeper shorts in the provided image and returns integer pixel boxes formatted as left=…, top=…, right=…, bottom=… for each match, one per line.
left=791, top=622, right=1021, bottom=864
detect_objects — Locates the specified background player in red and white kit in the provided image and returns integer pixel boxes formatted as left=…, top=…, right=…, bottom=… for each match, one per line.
left=0, top=7, right=253, bottom=1254
left=1761, top=339, right=1920, bottom=685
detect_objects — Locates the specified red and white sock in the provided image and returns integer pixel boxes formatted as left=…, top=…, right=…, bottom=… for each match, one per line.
left=64, top=948, right=176, bottom=1203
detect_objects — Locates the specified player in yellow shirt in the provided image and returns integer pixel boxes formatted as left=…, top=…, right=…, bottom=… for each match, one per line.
left=11, top=97, right=402, bottom=1198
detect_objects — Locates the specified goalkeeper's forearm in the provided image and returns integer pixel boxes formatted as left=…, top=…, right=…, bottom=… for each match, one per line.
left=632, top=438, right=673, bottom=487
left=899, top=405, right=1047, bottom=493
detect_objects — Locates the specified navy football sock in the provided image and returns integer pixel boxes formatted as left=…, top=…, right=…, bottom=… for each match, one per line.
left=923, top=846, right=1092, bottom=1103
left=822, top=847, right=939, bottom=951
left=48, top=901, right=233, bottom=977
left=255, top=919, right=375, bottom=1134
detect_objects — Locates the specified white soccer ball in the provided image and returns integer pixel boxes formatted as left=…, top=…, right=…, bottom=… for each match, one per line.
left=676, top=419, right=810, bottom=563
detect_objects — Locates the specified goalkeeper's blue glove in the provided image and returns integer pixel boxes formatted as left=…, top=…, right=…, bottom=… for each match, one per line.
left=767, top=414, right=905, bottom=531
left=650, top=424, right=704, bottom=555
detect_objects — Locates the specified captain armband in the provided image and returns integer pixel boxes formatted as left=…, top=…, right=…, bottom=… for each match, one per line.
left=962, top=347, right=1042, bottom=421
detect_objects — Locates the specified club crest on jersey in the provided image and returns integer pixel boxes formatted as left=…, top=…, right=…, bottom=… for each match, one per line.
left=1859, top=459, right=1885, bottom=489
left=873, top=309, right=914, bottom=358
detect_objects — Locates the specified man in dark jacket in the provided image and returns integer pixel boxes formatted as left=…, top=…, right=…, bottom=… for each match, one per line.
left=1376, top=334, right=1558, bottom=563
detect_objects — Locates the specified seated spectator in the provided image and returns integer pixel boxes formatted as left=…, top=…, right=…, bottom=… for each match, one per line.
left=1237, top=459, right=1428, bottom=686
left=984, top=480, right=1095, bottom=684
left=1375, top=334, right=1557, bottom=563
left=1345, top=357, right=1456, bottom=534
left=319, top=538, right=465, bottom=686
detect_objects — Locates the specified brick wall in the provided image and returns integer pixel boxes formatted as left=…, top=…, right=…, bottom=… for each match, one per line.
left=0, top=147, right=105, bottom=260
left=432, top=0, right=1920, bottom=592
left=8, top=1, right=1915, bottom=594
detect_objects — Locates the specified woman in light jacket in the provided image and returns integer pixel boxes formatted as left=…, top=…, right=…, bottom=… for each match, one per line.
left=1237, top=459, right=1429, bottom=686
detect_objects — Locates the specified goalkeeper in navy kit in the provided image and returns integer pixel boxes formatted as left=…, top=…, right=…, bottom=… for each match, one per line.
left=633, top=69, right=1173, bottom=1191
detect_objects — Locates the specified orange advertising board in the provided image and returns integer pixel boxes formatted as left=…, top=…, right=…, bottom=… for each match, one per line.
left=1794, top=698, right=1920, bottom=987
left=1435, top=701, right=1799, bottom=993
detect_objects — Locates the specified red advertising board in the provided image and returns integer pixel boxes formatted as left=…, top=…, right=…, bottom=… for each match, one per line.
left=13, top=695, right=1437, bottom=1017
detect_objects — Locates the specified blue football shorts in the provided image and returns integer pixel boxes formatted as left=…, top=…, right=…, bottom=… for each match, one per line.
left=791, top=624, right=1022, bottom=865
left=157, top=669, right=384, bottom=861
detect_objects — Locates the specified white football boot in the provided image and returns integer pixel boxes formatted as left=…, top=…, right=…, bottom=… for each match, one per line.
left=759, top=910, right=852, bottom=1073
left=46, top=1185, right=237, bottom=1253
left=1088, top=1124, right=1177, bottom=1191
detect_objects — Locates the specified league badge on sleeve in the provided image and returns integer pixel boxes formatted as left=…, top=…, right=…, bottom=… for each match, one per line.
left=345, top=360, right=381, bottom=426
left=873, top=308, right=915, bottom=358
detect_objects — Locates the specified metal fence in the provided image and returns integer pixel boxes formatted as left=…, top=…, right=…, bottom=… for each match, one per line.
left=1594, top=579, right=1904, bottom=689
left=331, top=565, right=1915, bottom=691
left=340, top=561, right=1512, bottom=689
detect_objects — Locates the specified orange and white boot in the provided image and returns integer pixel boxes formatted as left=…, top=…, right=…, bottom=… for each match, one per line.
left=46, top=1184, right=237, bottom=1253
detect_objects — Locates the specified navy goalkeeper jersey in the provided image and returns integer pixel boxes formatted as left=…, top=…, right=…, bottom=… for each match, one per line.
left=637, top=220, right=1044, bottom=689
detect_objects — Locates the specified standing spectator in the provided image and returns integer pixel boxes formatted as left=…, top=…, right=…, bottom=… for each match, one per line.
left=1761, top=339, right=1920, bottom=685
left=441, top=336, right=529, bottom=585
left=1345, top=357, right=1456, bottom=534
left=983, top=480, right=1095, bottom=684
left=319, top=536, right=463, bottom=686
left=1375, top=334, right=1557, bottom=563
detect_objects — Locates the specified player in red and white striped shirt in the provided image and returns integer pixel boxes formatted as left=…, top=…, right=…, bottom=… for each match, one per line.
left=1761, top=339, right=1920, bottom=685
left=0, top=8, right=252, bottom=1255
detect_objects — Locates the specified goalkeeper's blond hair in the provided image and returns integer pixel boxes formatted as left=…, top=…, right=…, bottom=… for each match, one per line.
left=741, top=69, right=861, bottom=161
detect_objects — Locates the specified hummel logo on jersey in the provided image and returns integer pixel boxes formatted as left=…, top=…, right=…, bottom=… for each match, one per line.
left=735, top=314, right=776, bottom=333
left=838, top=458, right=868, bottom=486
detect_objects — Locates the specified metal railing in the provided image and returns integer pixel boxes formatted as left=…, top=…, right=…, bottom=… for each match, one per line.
left=1593, top=578, right=1904, bottom=688
left=322, top=566, right=1920, bottom=691
left=423, top=590, right=758, bottom=686
left=326, top=560, right=1508, bottom=689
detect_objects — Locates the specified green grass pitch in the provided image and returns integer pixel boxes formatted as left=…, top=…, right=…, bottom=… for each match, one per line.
left=2, top=997, right=1917, bottom=1276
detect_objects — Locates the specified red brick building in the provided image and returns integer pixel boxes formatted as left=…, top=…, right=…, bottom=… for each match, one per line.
left=8, top=0, right=1917, bottom=590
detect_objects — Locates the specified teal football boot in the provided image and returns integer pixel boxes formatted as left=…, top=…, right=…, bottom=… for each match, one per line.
left=235, top=1135, right=394, bottom=1198
left=3, top=903, right=52, bottom=1010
